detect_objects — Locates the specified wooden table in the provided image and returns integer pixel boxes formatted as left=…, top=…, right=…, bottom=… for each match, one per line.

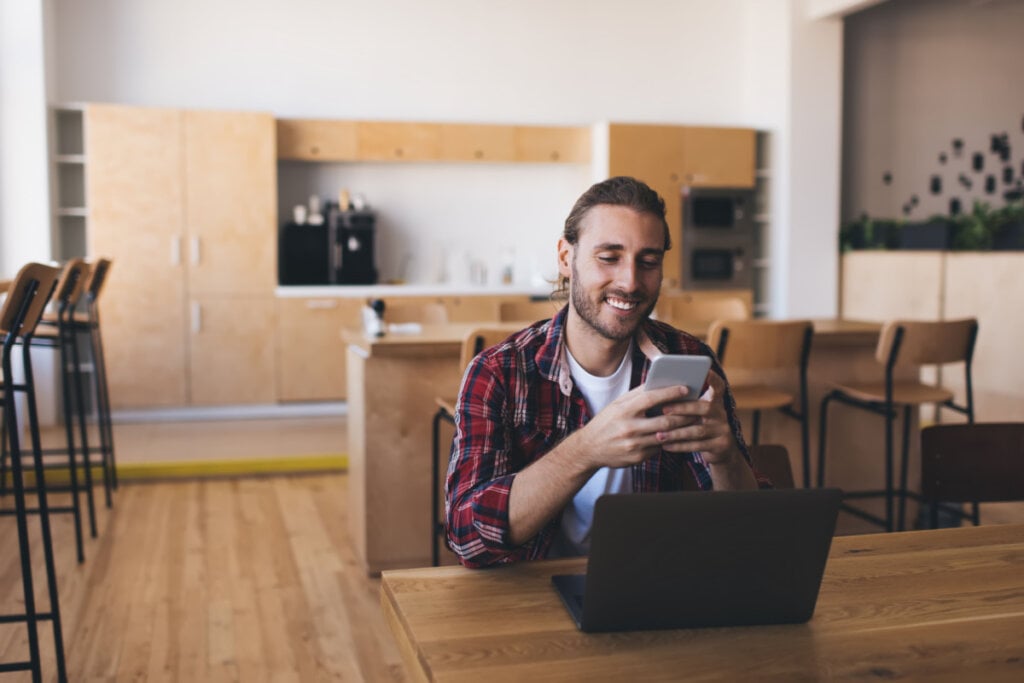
left=345, top=319, right=905, bottom=574
left=381, top=523, right=1024, bottom=681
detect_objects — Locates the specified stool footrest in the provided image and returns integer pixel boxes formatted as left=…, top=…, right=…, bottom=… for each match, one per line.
left=0, top=611, right=56, bottom=624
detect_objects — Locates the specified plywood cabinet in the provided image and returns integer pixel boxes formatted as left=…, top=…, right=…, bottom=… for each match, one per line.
left=513, top=126, right=591, bottom=163
left=276, top=118, right=358, bottom=161
left=438, top=124, right=516, bottom=162
left=276, top=297, right=364, bottom=402
left=607, top=123, right=756, bottom=288
left=85, top=103, right=277, bottom=408
left=86, top=104, right=188, bottom=408
left=356, top=122, right=442, bottom=161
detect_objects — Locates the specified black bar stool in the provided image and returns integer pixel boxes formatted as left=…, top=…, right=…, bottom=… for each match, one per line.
left=0, top=262, right=68, bottom=682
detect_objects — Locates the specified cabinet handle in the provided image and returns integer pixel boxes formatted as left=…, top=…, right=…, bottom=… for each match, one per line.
left=305, top=299, right=338, bottom=310
left=170, top=236, right=182, bottom=266
left=191, top=302, right=202, bottom=333
left=190, top=236, right=201, bottom=265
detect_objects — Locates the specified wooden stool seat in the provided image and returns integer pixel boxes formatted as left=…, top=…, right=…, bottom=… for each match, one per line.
left=729, top=385, right=796, bottom=411
left=435, top=396, right=457, bottom=415
left=830, top=381, right=954, bottom=406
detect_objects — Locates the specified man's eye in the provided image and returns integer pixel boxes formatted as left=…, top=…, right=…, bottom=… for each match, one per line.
left=598, top=255, right=618, bottom=264
left=640, top=259, right=662, bottom=269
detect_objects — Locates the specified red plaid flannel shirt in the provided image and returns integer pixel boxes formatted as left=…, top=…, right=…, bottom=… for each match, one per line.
left=445, top=306, right=770, bottom=568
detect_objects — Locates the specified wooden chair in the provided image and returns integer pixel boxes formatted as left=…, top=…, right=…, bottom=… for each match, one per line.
left=748, top=444, right=796, bottom=490
left=497, top=299, right=561, bottom=324
left=658, top=295, right=749, bottom=337
left=384, top=301, right=447, bottom=324
left=708, top=319, right=814, bottom=487
left=0, top=262, right=67, bottom=681
left=920, top=423, right=1024, bottom=528
left=11, top=258, right=95, bottom=563
left=818, top=318, right=978, bottom=532
left=430, top=325, right=519, bottom=566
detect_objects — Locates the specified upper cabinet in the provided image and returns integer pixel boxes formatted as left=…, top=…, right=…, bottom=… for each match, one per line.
left=275, top=118, right=592, bottom=164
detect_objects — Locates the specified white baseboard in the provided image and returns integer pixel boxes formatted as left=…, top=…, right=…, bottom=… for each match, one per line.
left=112, top=401, right=347, bottom=423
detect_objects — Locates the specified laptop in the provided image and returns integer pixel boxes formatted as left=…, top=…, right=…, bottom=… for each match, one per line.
left=551, top=488, right=842, bottom=633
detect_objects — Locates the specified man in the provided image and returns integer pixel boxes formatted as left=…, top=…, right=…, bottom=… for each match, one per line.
left=446, top=176, right=768, bottom=568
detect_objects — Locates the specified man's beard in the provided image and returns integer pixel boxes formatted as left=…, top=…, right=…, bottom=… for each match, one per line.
left=569, top=258, right=658, bottom=342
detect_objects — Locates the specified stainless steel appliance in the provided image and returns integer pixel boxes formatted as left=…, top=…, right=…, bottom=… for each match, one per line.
left=680, top=186, right=756, bottom=290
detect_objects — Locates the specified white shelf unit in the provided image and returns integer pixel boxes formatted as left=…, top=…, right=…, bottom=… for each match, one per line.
left=51, top=105, right=88, bottom=261
left=753, top=131, right=771, bottom=317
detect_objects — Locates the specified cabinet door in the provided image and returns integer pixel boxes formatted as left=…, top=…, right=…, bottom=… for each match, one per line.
left=681, top=127, right=756, bottom=188
left=85, top=104, right=188, bottom=408
left=357, top=122, right=441, bottom=161
left=276, top=118, right=358, bottom=161
left=438, top=124, right=516, bottom=162
left=608, top=124, right=689, bottom=287
left=276, top=297, right=362, bottom=401
left=514, top=126, right=591, bottom=163
left=188, top=296, right=277, bottom=404
left=184, top=110, right=277, bottom=296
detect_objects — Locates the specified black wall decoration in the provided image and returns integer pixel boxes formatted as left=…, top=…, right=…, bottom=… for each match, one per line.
left=973, top=152, right=985, bottom=172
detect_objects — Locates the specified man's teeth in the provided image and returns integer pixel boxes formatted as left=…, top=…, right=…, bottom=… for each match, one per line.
left=606, top=298, right=637, bottom=311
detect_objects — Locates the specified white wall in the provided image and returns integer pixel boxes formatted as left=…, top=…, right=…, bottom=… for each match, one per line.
left=38, top=0, right=845, bottom=315
left=842, top=0, right=1024, bottom=223
left=0, top=0, right=53, bottom=277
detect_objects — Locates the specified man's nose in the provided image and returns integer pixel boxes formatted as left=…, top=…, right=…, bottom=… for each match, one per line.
left=614, top=261, right=639, bottom=290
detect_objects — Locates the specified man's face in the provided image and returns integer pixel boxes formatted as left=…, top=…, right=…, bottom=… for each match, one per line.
left=558, top=204, right=665, bottom=342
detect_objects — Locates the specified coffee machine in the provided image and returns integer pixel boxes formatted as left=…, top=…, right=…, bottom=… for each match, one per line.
left=329, top=207, right=378, bottom=285
left=277, top=206, right=378, bottom=285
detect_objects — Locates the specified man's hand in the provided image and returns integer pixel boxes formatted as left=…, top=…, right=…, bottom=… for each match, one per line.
left=571, top=384, right=699, bottom=470
left=652, top=370, right=742, bottom=465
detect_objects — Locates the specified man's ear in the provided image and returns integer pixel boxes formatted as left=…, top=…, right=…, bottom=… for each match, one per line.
left=557, top=237, right=573, bottom=279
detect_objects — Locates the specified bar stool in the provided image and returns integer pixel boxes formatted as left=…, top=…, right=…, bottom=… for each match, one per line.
left=80, top=258, right=117, bottom=502
left=13, top=258, right=95, bottom=563
left=430, top=325, right=519, bottom=566
left=0, top=262, right=68, bottom=682
left=817, top=318, right=978, bottom=532
left=497, top=299, right=560, bottom=324
left=708, top=319, right=814, bottom=487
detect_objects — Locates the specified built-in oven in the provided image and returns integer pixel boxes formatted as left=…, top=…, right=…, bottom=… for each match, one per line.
left=680, top=187, right=756, bottom=290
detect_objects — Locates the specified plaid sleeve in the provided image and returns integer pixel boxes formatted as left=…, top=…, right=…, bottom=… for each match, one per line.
left=444, top=353, right=522, bottom=568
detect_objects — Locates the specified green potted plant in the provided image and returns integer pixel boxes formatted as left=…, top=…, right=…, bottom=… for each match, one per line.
left=989, top=200, right=1024, bottom=250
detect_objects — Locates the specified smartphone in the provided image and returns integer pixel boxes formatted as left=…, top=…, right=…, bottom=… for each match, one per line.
left=643, top=354, right=712, bottom=401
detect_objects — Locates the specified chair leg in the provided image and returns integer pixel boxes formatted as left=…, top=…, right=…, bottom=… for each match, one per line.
left=58, top=333, right=85, bottom=563
left=883, top=403, right=895, bottom=533
left=23, top=351, right=69, bottom=682
left=431, top=409, right=443, bottom=568
left=799, top=409, right=811, bottom=490
left=69, top=328, right=98, bottom=536
left=930, top=501, right=939, bottom=529
left=898, top=405, right=912, bottom=531
left=3, top=388, right=44, bottom=681
left=90, top=318, right=117, bottom=493
left=817, top=393, right=833, bottom=489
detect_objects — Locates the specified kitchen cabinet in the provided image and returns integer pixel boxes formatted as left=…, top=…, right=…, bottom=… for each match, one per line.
left=607, top=123, right=757, bottom=288
left=85, top=103, right=277, bottom=408
left=276, top=297, right=363, bottom=402
left=275, top=118, right=592, bottom=164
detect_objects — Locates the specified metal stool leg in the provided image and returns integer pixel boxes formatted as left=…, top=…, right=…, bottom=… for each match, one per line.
left=898, top=405, right=912, bottom=531
left=57, top=326, right=86, bottom=562
left=69, top=327, right=98, bottom=534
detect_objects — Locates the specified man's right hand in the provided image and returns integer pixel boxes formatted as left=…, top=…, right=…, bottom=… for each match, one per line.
left=571, top=384, right=699, bottom=471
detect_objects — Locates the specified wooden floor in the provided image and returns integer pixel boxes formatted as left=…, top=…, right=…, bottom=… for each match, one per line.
left=0, top=474, right=406, bottom=683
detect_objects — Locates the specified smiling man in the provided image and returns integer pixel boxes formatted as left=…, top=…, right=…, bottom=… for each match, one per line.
left=445, top=176, right=767, bottom=568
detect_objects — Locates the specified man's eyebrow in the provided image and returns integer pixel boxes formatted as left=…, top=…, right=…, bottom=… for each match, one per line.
left=590, top=242, right=665, bottom=255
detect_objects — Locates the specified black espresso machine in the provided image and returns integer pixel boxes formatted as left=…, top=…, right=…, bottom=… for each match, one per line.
left=278, top=206, right=378, bottom=285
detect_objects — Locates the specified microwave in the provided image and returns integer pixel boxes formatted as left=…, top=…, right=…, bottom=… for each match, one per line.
left=681, top=187, right=756, bottom=290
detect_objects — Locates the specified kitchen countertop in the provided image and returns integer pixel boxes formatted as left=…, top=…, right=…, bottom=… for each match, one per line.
left=275, top=284, right=553, bottom=298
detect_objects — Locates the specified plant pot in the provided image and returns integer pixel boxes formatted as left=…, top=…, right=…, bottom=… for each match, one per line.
left=900, top=220, right=955, bottom=250
left=993, top=221, right=1024, bottom=250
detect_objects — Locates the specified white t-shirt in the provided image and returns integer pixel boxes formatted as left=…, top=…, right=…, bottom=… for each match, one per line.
left=550, top=344, right=634, bottom=557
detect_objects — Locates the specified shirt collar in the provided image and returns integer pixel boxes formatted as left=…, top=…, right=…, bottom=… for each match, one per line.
left=537, top=304, right=669, bottom=397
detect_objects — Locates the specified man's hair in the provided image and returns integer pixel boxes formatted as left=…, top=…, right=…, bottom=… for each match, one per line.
left=554, top=176, right=670, bottom=297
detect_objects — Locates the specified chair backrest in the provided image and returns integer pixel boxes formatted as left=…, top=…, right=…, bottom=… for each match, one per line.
left=707, top=319, right=813, bottom=371
left=876, top=318, right=978, bottom=367
left=921, top=423, right=1024, bottom=503
left=85, top=257, right=112, bottom=302
left=748, top=444, right=795, bottom=489
left=660, top=296, right=749, bottom=336
left=498, top=299, right=560, bottom=323
left=385, top=302, right=448, bottom=324
left=459, top=326, right=520, bottom=370
left=53, top=258, right=91, bottom=314
left=0, top=262, right=61, bottom=340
